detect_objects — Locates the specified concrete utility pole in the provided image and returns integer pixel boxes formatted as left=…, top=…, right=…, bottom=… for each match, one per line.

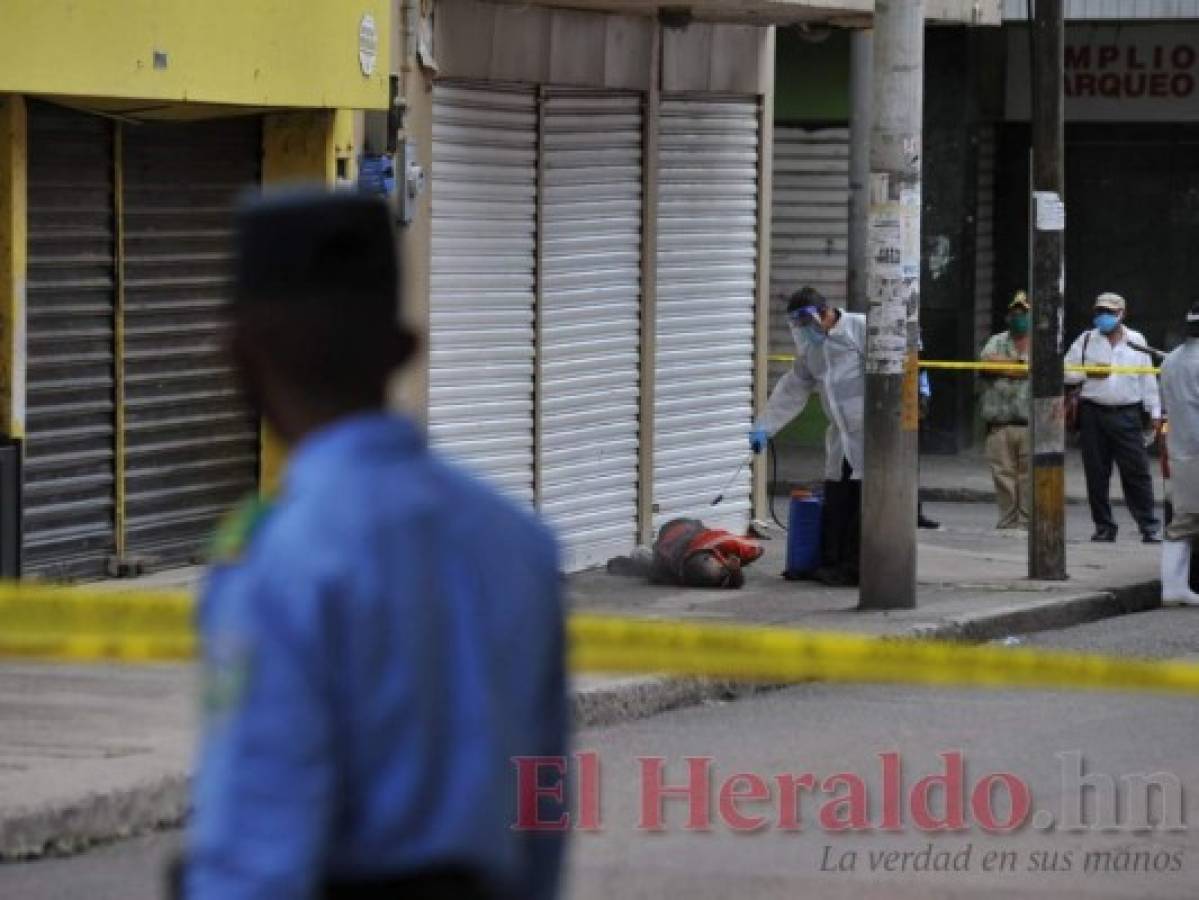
left=860, top=0, right=924, bottom=611
left=1028, top=0, right=1067, bottom=580
left=846, top=28, right=873, bottom=314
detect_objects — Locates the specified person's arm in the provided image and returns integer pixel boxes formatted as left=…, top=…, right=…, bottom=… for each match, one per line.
left=979, top=335, right=1025, bottom=379
left=1141, top=349, right=1162, bottom=422
left=185, top=570, right=336, bottom=900
left=1063, top=333, right=1087, bottom=386
left=759, top=357, right=816, bottom=436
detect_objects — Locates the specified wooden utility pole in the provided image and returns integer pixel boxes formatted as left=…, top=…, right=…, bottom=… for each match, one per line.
left=1029, top=0, right=1067, bottom=580
left=859, top=0, right=924, bottom=611
left=846, top=28, right=873, bottom=314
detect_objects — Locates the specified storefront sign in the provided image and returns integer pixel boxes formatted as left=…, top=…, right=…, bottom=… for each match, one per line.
left=1007, top=24, right=1199, bottom=121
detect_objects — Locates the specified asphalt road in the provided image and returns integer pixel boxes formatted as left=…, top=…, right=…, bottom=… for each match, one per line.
left=2, top=609, right=1197, bottom=900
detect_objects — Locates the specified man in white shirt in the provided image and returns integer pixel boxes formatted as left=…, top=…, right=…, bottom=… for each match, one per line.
left=1064, top=292, right=1162, bottom=543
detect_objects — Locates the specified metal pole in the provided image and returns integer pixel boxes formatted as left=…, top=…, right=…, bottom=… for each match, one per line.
left=847, top=28, right=873, bottom=314
left=859, top=0, right=924, bottom=611
left=1028, top=0, right=1067, bottom=580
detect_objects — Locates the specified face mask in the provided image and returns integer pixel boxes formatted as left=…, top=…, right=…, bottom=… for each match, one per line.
left=804, top=324, right=828, bottom=346
left=1008, top=313, right=1029, bottom=335
left=1094, top=312, right=1120, bottom=335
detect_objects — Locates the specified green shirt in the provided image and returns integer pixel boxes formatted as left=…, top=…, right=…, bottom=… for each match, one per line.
left=979, top=331, right=1030, bottom=426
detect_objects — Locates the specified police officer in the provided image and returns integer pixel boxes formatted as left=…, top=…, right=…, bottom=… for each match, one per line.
left=182, top=191, right=567, bottom=899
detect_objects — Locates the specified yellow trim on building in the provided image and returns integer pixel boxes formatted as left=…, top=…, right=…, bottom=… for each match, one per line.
left=258, top=110, right=355, bottom=495
left=0, top=96, right=26, bottom=440
left=263, top=111, right=341, bottom=185
left=0, top=1, right=389, bottom=112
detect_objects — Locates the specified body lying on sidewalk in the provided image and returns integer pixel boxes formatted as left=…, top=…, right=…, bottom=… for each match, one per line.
left=608, top=518, right=764, bottom=588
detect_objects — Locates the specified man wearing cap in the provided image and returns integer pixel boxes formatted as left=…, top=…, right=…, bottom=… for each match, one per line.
left=1159, top=302, right=1199, bottom=605
left=979, top=291, right=1032, bottom=529
left=181, top=191, right=567, bottom=899
left=1064, top=292, right=1162, bottom=543
left=749, top=286, right=867, bottom=586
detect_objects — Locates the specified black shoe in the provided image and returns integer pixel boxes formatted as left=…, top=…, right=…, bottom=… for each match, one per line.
left=918, top=514, right=941, bottom=530
left=1142, top=530, right=1162, bottom=544
left=1091, top=527, right=1117, bottom=542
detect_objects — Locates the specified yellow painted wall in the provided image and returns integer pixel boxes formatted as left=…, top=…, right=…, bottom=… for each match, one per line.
left=0, top=97, right=26, bottom=440
left=0, top=1, right=389, bottom=111
left=257, top=109, right=356, bottom=494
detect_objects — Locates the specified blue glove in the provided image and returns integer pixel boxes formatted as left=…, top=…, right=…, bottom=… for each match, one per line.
left=748, top=425, right=769, bottom=455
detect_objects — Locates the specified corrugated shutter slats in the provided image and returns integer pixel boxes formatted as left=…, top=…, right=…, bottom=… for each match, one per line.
left=24, top=103, right=117, bottom=577
left=430, top=85, right=538, bottom=504
left=770, top=126, right=849, bottom=386
left=121, top=118, right=261, bottom=563
left=1004, top=0, right=1199, bottom=19
left=654, top=97, right=760, bottom=531
left=539, top=93, right=642, bottom=571
left=975, top=127, right=997, bottom=352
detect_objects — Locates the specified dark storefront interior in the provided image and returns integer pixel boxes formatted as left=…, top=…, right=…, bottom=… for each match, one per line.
left=996, top=123, right=1199, bottom=355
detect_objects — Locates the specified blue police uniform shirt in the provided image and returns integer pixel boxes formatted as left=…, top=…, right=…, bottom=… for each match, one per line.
left=186, top=413, right=567, bottom=900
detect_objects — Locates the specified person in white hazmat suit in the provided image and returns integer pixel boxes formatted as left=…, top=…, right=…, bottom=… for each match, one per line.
left=749, top=287, right=866, bottom=586
left=1159, top=302, right=1199, bottom=605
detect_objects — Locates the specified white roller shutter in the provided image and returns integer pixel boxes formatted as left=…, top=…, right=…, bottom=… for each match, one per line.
left=429, top=84, right=537, bottom=504
left=654, top=97, right=760, bottom=532
left=539, top=93, right=642, bottom=571
left=769, top=126, right=849, bottom=386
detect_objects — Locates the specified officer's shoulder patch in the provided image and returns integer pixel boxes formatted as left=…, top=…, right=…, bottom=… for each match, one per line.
left=209, top=493, right=276, bottom=564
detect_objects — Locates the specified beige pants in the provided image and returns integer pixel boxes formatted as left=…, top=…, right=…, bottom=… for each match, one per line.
left=986, top=424, right=1030, bottom=529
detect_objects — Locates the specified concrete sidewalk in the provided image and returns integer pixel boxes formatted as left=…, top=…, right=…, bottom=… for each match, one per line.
left=0, top=491, right=1165, bottom=859
left=774, top=441, right=1162, bottom=507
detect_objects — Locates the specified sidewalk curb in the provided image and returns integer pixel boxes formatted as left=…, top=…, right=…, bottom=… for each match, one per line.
left=571, top=578, right=1161, bottom=729
left=0, top=775, right=188, bottom=862
left=0, top=580, right=1161, bottom=861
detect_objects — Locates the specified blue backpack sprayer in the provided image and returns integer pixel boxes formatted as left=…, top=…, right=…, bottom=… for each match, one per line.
left=710, top=438, right=822, bottom=580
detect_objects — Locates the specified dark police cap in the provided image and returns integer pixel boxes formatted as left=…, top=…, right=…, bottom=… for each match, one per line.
left=234, top=188, right=398, bottom=316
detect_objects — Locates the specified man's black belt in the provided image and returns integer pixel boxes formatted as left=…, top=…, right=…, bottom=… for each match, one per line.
left=1080, top=400, right=1141, bottom=412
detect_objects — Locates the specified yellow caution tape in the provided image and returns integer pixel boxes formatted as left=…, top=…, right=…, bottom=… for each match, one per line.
left=767, top=355, right=1159, bottom=375
left=569, top=615, right=1199, bottom=697
left=2, top=582, right=1198, bottom=696
left=767, top=355, right=1160, bottom=375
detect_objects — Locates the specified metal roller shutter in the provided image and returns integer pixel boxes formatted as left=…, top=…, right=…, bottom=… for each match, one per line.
left=429, top=84, right=537, bottom=504
left=654, top=97, right=760, bottom=532
left=539, top=92, right=642, bottom=572
left=974, top=126, right=996, bottom=354
left=769, top=126, right=849, bottom=387
left=121, top=118, right=261, bottom=564
left=24, top=103, right=117, bottom=577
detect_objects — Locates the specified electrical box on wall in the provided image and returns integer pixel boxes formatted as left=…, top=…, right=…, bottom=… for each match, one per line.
left=398, top=139, right=426, bottom=226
